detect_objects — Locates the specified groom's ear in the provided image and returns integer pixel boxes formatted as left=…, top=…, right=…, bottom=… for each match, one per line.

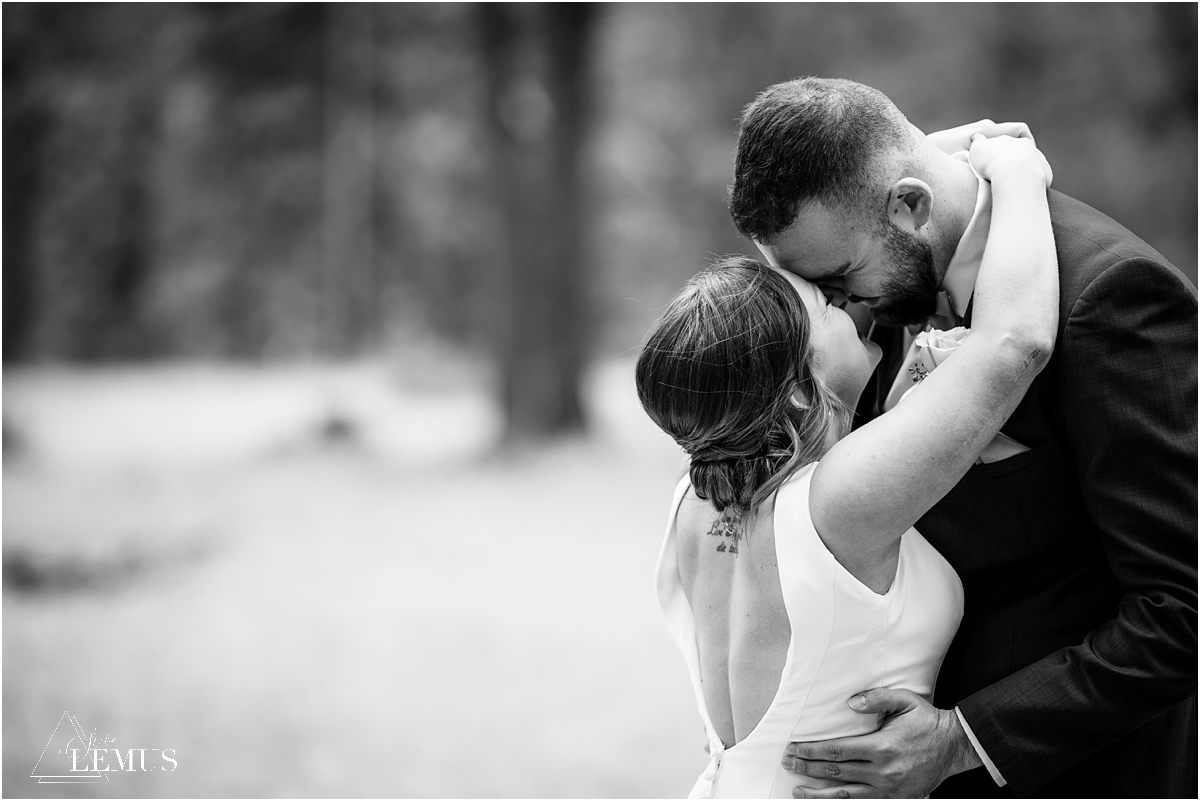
left=886, top=178, right=933, bottom=232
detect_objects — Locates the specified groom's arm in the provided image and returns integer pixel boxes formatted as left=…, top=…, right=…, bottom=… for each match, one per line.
left=953, top=255, right=1198, bottom=795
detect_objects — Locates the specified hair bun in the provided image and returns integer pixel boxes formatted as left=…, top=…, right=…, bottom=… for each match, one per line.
left=690, top=449, right=775, bottom=514
left=685, top=441, right=762, bottom=464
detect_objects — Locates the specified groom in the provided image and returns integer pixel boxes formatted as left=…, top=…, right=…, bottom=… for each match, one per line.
left=730, top=77, right=1197, bottom=798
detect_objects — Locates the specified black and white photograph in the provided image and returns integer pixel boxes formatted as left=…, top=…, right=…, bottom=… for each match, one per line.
left=4, top=3, right=1196, bottom=798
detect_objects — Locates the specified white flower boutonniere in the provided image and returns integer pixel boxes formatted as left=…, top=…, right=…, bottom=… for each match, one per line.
left=899, top=326, right=970, bottom=404
left=889, top=324, right=1032, bottom=464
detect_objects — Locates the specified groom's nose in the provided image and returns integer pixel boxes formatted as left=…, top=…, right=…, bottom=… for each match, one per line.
left=822, top=287, right=850, bottom=308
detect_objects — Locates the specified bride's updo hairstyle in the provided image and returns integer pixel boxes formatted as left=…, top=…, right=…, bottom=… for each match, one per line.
left=636, top=256, right=852, bottom=514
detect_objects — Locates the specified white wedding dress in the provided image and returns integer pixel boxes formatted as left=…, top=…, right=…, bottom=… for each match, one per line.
left=656, top=462, right=964, bottom=798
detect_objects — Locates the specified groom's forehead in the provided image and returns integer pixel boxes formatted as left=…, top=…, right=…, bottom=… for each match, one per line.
left=758, top=205, right=867, bottom=280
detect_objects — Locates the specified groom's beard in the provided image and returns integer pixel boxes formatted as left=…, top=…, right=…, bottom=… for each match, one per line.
left=871, top=223, right=939, bottom=328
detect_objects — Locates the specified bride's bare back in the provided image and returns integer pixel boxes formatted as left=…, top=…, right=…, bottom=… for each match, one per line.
left=675, top=484, right=904, bottom=749
left=675, top=489, right=789, bottom=748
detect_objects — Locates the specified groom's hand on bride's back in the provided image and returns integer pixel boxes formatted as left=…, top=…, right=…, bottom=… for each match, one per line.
left=780, top=688, right=982, bottom=799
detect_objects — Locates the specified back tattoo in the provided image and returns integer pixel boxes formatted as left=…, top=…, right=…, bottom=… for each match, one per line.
left=706, top=510, right=744, bottom=554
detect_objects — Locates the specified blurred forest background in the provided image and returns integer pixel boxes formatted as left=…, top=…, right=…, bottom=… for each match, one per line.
left=4, top=3, right=1196, bottom=429
left=4, top=3, right=1196, bottom=798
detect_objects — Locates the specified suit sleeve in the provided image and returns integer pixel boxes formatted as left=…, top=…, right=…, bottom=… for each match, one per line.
left=956, top=257, right=1198, bottom=796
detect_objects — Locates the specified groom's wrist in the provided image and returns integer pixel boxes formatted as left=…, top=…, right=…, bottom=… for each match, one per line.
left=953, top=706, right=1007, bottom=786
left=940, top=707, right=983, bottom=777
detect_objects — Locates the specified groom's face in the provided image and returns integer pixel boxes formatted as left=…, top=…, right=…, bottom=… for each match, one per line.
left=756, top=201, right=939, bottom=327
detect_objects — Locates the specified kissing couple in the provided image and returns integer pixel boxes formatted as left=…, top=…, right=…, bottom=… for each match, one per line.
left=637, top=78, right=1196, bottom=798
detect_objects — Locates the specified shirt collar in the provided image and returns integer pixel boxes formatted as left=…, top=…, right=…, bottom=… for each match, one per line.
left=941, top=153, right=992, bottom=319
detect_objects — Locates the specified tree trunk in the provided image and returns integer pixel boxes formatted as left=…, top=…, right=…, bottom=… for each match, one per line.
left=320, top=2, right=378, bottom=357
left=98, top=91, right=158, bottom=359
left=480, top=3, right=595, bottom=440
left=2, top=77, right=45, bottom=364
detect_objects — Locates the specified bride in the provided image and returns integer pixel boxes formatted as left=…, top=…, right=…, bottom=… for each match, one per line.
left=635, top=132, right=1055, bottom=798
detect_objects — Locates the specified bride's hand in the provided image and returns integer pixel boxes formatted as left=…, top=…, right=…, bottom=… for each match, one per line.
left=926, top=119, right=1034, bottom=154
left=968, top=133, right=1053, bottom=188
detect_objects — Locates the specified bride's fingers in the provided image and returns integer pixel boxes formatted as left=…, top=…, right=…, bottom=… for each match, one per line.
left=986, top=120, right=1035, bottom=146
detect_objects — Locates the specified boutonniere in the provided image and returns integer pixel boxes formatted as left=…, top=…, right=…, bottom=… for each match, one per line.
left=896, top=326, right=971, bottom=406
left=910, top=326, right=970, bottom=382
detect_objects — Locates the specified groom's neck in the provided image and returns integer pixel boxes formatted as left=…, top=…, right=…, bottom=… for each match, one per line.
left=927, top=153, right=981, bottom=280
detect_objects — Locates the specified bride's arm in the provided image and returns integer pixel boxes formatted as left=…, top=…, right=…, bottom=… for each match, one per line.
left=811, top=136, right=1057, bottom=566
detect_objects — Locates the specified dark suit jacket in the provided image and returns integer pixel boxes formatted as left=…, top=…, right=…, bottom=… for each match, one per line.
left=857, top=191, right=1198, bottom=798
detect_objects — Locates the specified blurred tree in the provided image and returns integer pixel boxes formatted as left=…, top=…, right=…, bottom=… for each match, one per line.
left=189, top=2, right=327, bottom=358
left=4, top=3, right=170, bottom=361
left=480, top=3, right=596, bottom=438
left=321, top=3, right=379, bottom=357
left=2, top=4, right=50, bottom=362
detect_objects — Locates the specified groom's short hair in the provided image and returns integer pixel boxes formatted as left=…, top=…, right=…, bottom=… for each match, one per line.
left=729, top=77, right=912, bottom=244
